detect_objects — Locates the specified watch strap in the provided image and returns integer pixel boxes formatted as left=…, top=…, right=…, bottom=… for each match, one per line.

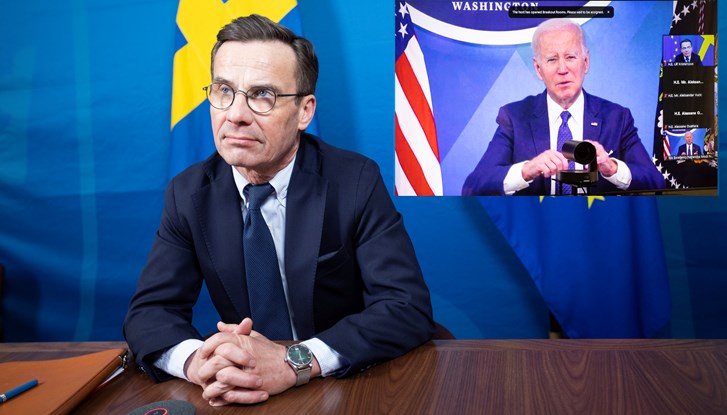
left=294, top=366, right=311, bottom=386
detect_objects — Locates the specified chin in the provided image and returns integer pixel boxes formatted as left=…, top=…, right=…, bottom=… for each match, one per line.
left=219, top=150, right=253, bottom=167
left=559, top=91, right=579, bottom=106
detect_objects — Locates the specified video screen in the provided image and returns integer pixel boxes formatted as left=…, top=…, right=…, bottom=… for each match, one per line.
left=394, top=0, right=717, bottom=196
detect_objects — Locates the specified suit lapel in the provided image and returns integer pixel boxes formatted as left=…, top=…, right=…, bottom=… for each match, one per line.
left=583, top=91, right=603, bottom=144
left=191, top=157, right=249, bottom=319
left=530, top=92, right=551, bottom=156
left=529, top=92, right=551, bottom=192
left=285, top=136, right=327, bottom=339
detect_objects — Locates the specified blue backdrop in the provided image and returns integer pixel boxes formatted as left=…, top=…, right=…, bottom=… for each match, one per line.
left=0, top=0, right=725, bottom=342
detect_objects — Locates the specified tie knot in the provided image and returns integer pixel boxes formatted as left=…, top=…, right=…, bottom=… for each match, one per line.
left=560, top=111, right=571, bottom=124
left=244, top=183, right=274, bottom=210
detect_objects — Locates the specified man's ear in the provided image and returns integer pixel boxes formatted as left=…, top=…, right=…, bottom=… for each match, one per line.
left=297, top=95, right=316, bottom=130
left=533, top=58, right=544, bottom=81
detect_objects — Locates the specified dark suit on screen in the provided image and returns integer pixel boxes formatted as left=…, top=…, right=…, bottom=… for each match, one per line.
left=675, top=53, right=703, bottom=65
left=678, top=143, right=702, bottom=156
left=462, top=90, right=665, bottom=195
left=124, top=133, right=435, bottom=381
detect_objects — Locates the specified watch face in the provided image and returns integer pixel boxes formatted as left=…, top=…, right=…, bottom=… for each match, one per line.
left=288, top=344, right=313, bottom=366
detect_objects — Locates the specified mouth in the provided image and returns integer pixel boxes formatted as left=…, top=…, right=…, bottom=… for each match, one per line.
left=223, top=134, right=259, bottom=145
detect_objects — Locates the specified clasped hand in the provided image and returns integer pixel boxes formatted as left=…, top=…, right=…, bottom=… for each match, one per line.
left=521, top=140, right=617, bottom=181
left=184, top=318, right=296, bottom=406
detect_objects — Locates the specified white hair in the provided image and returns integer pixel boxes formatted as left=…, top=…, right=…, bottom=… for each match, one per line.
left=531, top=19, right=588, bottom=60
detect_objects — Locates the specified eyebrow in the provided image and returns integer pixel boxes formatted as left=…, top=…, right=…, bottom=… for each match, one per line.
left=212, top=76, right=232, bottom=85
left=211, top=78, right=281, bottom=92
left=543, top=52, right=580, bottom=59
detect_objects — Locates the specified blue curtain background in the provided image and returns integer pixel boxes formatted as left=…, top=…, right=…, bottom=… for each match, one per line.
left=0, top=0, right=724, bottom=342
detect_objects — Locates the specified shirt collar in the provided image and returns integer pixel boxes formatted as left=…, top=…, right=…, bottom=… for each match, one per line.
left=232, top=155, right=296, bottom=208
left=546, top=90, right=585, bottom=127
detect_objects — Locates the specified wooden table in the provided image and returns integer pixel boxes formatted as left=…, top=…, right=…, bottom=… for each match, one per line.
left=2, top=340, right=726, bottom=414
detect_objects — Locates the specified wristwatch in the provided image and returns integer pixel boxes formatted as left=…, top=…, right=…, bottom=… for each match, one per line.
left=285, top=343, right=313, bottom=386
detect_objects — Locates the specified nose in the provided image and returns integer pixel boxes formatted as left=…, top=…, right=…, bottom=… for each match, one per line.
left=225, top=92, right=255, bottom=125
left=556, top=57, right=568, bottom=73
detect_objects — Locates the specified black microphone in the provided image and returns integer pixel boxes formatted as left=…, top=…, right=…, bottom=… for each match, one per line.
left=555, top=140, right=599, bottom=193
left=561, top=140, right=597, bottom=165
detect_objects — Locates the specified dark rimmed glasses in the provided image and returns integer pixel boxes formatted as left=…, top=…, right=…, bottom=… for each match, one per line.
left=203, top=82, right=308, bottom=114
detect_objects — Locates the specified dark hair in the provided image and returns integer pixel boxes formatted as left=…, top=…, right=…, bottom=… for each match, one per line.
left=680, top=39, right=693, bottom=47
left=211, top=14, right=318, bottom=95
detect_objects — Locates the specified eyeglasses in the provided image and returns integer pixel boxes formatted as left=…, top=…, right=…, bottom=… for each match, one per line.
left=203, top=82, right=307, bottom=114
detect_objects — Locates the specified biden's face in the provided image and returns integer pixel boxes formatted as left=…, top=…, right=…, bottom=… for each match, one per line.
left=533, top=26, right=589, bottom=109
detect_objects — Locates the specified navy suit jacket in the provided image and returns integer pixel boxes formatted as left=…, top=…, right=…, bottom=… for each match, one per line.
left=124, top=133, right=434, bottom=381
left=675, top=53, right=703, bottom=65
left=462, top=91, right=665, bottom=195
left=678, top=143, right=702, bottom=156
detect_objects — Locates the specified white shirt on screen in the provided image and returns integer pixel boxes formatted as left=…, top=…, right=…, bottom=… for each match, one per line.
left=504, top=92, right=631, bottom=195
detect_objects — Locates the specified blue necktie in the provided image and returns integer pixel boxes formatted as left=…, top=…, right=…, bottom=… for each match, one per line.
left=243, top=183, right=292, bottom=340
left=556, top=111, right=575, bottom=195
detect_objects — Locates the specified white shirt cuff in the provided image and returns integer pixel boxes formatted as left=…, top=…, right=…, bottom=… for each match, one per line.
left=154, top=339, right=204, bottom=381
left=301, top=337, right=347, bottom=377
left=155, top=337, right=346, bottom=380
left=603, top=158, right=632, bottom=190
left=503, top=161, right=531, bottom=195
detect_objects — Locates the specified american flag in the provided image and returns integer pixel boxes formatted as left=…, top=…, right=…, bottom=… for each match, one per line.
left=663, top=133, right=671, bottom=160
left=394, top=2, right=442, bottom=196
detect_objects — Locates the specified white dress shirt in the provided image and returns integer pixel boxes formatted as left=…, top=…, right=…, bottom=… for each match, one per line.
left=155, top=155, right=345, bottom=380
left=503, top=92, right=631, bottom=194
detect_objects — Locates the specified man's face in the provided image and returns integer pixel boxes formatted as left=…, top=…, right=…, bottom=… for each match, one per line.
left=681, top=41, right=693, bottom=58
left=533, top=26, right=589, bottom=109
left=685, top=132, right=693, bottom=144
left=210, top=40, right=315, bottom=182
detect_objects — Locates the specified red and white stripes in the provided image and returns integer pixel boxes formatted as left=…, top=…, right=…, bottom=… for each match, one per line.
left=394, top=32, right=443, bottom=196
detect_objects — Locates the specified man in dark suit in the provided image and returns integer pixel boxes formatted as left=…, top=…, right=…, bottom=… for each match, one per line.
left=462, top=19, right=664, bottom=195
left=124, top=14, right=434, bottom=406
left=678, top=131, right=701, bottom=156
left=674, top=39, right=703, bottom=65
